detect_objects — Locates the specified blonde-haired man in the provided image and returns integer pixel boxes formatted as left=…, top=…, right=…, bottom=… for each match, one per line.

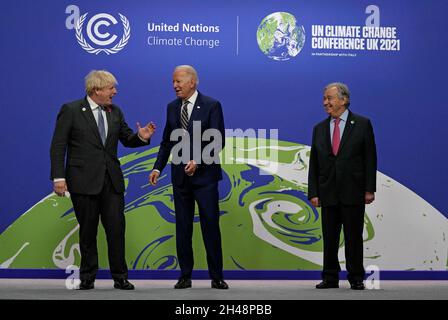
left=50, top=70, right=156, bottom=290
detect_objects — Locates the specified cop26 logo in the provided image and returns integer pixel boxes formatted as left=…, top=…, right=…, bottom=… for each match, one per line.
left=65, top=5, right=130, bottom=55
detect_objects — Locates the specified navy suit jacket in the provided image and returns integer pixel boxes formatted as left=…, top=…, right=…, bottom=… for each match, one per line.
left=308, top=110, right=377, bottom=206
left=50, top=97, right=149, bottom=194
left=153, top=92, right=225, bottom=186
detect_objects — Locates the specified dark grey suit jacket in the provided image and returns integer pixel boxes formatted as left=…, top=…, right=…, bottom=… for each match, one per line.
left=308, top=110, right=377, bottom=206
left=50, top=97, right=149, bottom=194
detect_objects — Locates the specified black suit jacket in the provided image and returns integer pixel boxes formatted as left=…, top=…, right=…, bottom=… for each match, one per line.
left=50, top=97, right=149, bottom=194
left=308, top=111, right=377, bottom=206
left=153, top=92, right=225, bottom=186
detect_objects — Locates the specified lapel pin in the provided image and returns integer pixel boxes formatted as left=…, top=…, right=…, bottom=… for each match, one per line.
left=197, top=106, right=201, bottom=109
left=351, top=120, right=355, bottom=124
left=82, top=107, right=86, bottom=111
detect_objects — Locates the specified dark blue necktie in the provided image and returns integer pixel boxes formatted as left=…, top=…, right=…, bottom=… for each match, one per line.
left=181, top=100, right=189, bottom=130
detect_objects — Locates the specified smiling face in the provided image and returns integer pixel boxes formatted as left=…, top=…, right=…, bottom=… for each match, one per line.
left=173, top=69, right=196, bottom=100
left=85, top=70, right=118, bottom=106
left=323, top=86, right=347, bottom=118
left=92, top=84, right=117, bottom=106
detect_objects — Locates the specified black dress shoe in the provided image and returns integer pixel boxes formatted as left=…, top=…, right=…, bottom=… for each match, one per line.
left=211, top=279, right=229, bottom=289
left=315, top=280, right=339, bottom=289
left=174, top=278, right=192, bottom=289
left=350, top=281, right=365, bottom=290
left=78, top=280, right=94, bottom=290
left=114, top=279, right=135, bottom=290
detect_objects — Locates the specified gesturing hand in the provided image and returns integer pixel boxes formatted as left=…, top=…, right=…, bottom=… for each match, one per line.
left=137, top=121, right=156, bottom=140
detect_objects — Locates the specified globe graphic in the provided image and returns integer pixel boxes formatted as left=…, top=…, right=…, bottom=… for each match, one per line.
left=0, top=139, right=328, bottom=271
left=1, top=138, right=447, bottom=271
left=257, top=12, right=306, bottom=61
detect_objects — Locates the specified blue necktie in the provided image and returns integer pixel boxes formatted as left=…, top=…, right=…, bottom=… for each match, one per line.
left=97, top=106, right=106, bottom=145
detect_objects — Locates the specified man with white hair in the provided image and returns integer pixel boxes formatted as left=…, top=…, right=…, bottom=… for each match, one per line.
left=149, top=65, right=228, bottom=290
left=308, top=82, right=377, bottom=290
left=50, top=70, right=156, bottom=290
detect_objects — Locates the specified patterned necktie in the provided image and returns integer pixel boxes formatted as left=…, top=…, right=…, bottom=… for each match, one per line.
left=97, top=106, right=106, bottom=145
left=332, top=118, right=341, bottom=155
left=181, top=100, right=189, bottom=130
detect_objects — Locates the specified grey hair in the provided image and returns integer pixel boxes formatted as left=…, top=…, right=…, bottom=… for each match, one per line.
left=85, top=70, right=117, bottom=95
left=174, top=65, right=199, bottom=86
left=325, top=82, right=350, bottom=107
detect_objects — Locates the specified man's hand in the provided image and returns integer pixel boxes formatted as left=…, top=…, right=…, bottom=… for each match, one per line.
left=184, top=160, right=197, bottom=176
left=310, top=197, right=321, bottom=208
left=137, top=121, right=156, bottom=141
left=149, top=170, right=160, bottom=186
left=54, top=181, right=67, bottom=197
left=365, top=192, right=375, bottom=204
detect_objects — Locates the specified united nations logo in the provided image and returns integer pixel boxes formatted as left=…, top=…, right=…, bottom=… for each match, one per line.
left=75, top=13, right=130, bottom=55
left=257, top=12, right=305, bottom=61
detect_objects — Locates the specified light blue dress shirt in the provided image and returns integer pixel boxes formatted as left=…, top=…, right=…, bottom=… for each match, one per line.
left=330, top=108, right=349, bottom=144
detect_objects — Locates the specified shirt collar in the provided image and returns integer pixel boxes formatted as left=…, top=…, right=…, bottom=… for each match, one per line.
left=334, top=108, right=349, bottom=122
left=184, top=90, right=198, bottom=106
left=87, top=95, right=100, bottom=110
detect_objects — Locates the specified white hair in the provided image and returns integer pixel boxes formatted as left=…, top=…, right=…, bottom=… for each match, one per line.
left=325, top=82, right=350, bottom=107
left=174, top=65, right=199, bottom=85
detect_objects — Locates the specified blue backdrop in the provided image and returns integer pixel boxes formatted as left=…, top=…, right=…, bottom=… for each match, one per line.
left=1, top=0, right=447, bottom=237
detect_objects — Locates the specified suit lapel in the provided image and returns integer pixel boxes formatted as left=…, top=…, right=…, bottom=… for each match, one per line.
left=176, top=92, right=202, bottom=131
left=188, top=93, right=202, bottom=131
left=80, top=97, right=103, bottom=146
left=338, top=111, right=355, bottom=153
left=324, top=117, right=332, bottom=154
left=175, top=99, right=183, bottom=129
left=105, top=107, right=113, bottom=145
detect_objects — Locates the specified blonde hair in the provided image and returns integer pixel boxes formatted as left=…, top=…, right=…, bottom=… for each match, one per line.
left=85, top=70, right=118, bottom=95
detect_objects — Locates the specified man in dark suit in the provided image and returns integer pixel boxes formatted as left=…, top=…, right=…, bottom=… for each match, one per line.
left=149, top=65, right=228, bottom=289
left=50, top=70, right=156, bottom=290
left=308, top=82, right=377, bottom=290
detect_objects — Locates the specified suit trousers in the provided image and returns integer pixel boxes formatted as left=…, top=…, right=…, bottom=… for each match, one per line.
left=321, top=203, right=365, bottom=283
left=71, top=172, right=128, bottom=281
left=173, top=179, right=224, bottom=281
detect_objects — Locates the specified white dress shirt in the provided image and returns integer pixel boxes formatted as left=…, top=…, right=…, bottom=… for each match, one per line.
left=180, top=90, right=198, bottom=120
